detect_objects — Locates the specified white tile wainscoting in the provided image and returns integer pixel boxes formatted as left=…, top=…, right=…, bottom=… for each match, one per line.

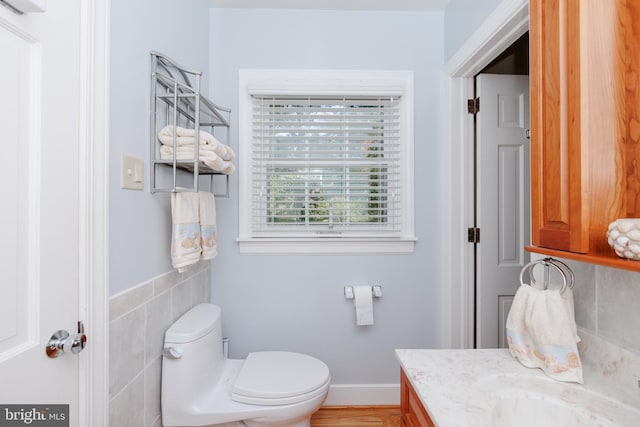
left=109, top=261, right=211, bottom=427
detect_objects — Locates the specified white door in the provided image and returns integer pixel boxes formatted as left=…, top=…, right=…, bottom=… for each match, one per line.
left=0, top=2, right=90, bottom=424
left=475, top=74, right=530, bottom=349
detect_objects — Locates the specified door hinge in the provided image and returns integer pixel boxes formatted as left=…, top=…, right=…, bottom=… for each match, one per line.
left=467, top=227, right=480, bottom=244
left=467, top=97, right=480, bottom=114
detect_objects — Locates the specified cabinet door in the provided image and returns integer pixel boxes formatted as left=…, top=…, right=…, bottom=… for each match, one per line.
left=531, top=0, right=625, bottom=255
left=530, top=0, right=588, bottom=253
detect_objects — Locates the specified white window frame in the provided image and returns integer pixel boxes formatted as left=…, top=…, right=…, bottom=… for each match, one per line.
left=238, top=69, right=415, bottom=254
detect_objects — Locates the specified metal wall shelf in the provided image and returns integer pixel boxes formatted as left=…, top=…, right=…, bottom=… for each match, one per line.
left=150, top=51, right=231, bottom=195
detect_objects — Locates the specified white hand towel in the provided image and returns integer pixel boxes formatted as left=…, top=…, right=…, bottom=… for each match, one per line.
left=158, top=125, right=235, bottom=160
left=170, top=192, right=201, bottom=271
left=506, top=285, right=583, bottom=383
left=160, top=145, right=235, bottom=175
left=198, top=191, right=217, bottom=260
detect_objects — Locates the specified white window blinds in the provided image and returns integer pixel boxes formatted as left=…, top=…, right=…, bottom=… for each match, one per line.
left=251, top=95, right=402, bottom=237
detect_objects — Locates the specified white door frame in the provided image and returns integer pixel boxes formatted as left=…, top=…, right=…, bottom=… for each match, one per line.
left=78, top=0, right=109, bottom=425
left=440, top=0, right=529, bottom=349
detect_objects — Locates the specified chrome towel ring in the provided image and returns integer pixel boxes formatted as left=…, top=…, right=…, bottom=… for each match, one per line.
left=519, top=257, right=575, bottom=295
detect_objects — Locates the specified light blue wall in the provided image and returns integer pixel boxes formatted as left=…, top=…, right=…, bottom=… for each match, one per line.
left=109, top=0, right=210, bottom=295
left=444, top=0, right=502, bottom=61
left=108, top=0, right=639, bottom=391
left=208, top=8, right=444, bottom=384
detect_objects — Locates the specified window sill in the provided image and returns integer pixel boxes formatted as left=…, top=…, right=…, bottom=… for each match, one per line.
left=237, top=237, right=417, bottom=255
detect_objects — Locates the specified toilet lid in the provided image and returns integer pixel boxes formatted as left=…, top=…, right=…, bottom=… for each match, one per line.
left=231, top=351, right=330, bottom=405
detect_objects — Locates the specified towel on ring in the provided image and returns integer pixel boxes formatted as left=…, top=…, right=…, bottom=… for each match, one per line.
left=158, top=125, right=235, bottom=161
left=198, top=191, right=217, bottom=260
left=160, top=145, right=235, bottom=175
left=170, top=192, right=201, bottom=271
left=506, top=284, right=583, bottom=383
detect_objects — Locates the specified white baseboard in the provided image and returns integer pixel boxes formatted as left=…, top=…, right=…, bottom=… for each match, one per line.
left=323, top=384, right=400, bottom=406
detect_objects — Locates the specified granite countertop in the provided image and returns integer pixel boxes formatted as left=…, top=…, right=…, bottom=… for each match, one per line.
left=395, top=347, right=640, bottom=427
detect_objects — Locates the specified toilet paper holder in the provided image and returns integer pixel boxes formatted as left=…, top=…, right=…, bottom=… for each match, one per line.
left=344, top=285, right=382, bottom=299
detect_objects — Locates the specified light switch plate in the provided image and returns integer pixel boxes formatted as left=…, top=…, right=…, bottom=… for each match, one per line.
left=120, top=153, right=144, bottom=190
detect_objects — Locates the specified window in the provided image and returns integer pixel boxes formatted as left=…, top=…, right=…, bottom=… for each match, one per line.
left=238, top=70, right=415, bottom=254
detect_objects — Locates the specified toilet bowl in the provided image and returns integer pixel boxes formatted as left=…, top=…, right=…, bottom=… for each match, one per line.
left=161, top=303, right=330, bottom=427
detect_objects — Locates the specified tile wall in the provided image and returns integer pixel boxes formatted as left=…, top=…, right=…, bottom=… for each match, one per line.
left=109, top=262, right=211, bottom=427
left=561, top=259, right=640, bottom=402
left=568, top=260, right=640, bottom=354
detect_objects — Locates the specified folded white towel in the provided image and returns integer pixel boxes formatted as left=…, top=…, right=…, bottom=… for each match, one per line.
left=506, top=284, right=583, bottom=383
left=160, top=145, right=235, bottom=175
left=158, top=125, right=235, bottom=161
left=198, top=191, right=217, bottom=260
left=170, top=192, right=201, bottom=271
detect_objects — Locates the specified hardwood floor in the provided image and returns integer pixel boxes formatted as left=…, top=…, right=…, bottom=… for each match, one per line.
left=310, top=406, right=403, bottom=426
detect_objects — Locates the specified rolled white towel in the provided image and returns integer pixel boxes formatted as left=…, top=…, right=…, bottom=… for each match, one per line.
left=158, top=125, right=235, bottom=161
left=160, top=145, right=235, bottom=175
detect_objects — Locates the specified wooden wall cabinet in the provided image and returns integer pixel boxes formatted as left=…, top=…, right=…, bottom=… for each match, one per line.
left=529, top=0, right=640, bottom=271
left=400, top=369, right=435, bottom=427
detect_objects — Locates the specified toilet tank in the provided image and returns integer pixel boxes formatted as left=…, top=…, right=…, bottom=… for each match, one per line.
left=162, top=303, right=224, bottom=422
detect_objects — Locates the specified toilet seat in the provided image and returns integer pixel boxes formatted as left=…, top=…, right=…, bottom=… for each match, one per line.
left=231, top=351, right=330, bottom=406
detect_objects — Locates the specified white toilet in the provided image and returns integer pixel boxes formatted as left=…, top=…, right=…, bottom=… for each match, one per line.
left=161, top=303, right=330, bottom=427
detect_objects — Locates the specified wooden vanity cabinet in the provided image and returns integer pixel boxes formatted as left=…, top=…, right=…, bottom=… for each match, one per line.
left=529, top=0, right=640, bottom=270
left=400, top=369, right=435, bottom=427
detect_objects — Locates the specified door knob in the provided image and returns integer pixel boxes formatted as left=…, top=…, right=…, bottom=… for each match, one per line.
left=46, top=321, right=87, bottom=358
